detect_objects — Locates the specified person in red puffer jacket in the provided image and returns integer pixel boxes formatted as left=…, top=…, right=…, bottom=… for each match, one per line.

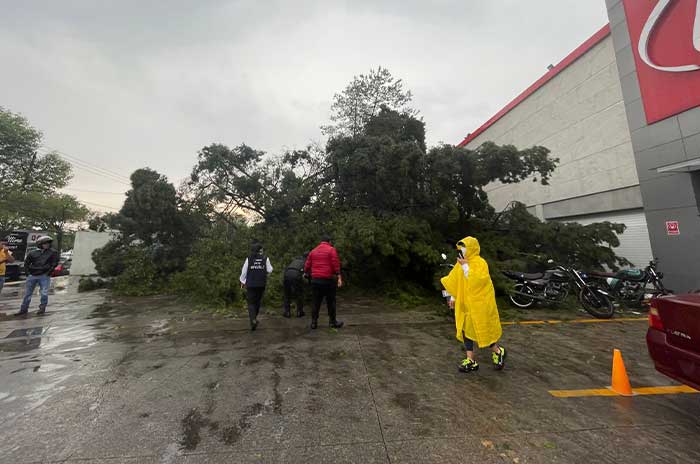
left=304, top=235, right=343, bottom=330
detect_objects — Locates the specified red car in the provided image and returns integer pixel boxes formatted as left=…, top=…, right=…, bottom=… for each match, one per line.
left=647, top=294, right=700, bottom=390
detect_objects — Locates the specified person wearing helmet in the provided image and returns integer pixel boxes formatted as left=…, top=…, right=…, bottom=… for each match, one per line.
left=441, top=236, right=506, bottom=373
left=0, top=237, right=15, bottom=295
left=14, top=235, right=59, bottom=316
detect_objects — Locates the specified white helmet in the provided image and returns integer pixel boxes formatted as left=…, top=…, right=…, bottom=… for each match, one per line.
left=36, top=236, right=53, bottom=246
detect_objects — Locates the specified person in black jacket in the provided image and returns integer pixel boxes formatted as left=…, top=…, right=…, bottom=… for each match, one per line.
left=282, top=253, right=307, bottom=318
left=15, top=236, right=59, bottom=316
left=239, top=243, right=273, bottom=331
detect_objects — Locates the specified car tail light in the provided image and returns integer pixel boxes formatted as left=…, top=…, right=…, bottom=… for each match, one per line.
left=649, top=303, right=664, bottom=331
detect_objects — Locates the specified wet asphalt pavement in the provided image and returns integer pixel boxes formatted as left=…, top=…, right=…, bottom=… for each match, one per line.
left=1, top=281, right=699, bottom=463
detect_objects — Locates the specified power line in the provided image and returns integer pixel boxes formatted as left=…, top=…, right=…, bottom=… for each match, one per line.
left=63, top=188, right=126, bottom=196
left=39, top=151, right=131, bottom=186
left=80, top=200, right=120, bottom=211
left=59, top=153, right=131, bottom=183
left=42, top=144, right=131, bottom=182
left=58, top=156, right=130, bottom=184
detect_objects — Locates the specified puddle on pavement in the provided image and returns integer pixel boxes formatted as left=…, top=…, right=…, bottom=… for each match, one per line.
left=4, top=327, right=45, bottom=339
left=144, top=319, right=170, bottom=338
left=0, top=337, right=43, bottom=353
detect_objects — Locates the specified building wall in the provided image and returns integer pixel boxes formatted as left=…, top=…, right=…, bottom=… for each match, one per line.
left=606, top=0, right=700, bottom=292
left=466, top=35, right=641, bottom=219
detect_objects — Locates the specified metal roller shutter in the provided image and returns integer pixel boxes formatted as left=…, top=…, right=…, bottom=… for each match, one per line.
left=559, top=209, right=654, bottom=268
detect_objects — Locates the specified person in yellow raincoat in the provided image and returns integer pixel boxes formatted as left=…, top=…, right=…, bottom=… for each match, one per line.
left=441, top=236, right=506, bottom=373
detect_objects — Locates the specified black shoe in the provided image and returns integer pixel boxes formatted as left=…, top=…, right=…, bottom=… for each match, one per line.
left=458, top=358, right=479, bottom=373
left=297, top=310, right=305, bottom=318
left=14, top=310, right=28, bottom=317
left=283, top=311, right=291, bottom=318
left=37, top=307, right=46, bottom=316
left=329, top=320, right=344, bottom=329
left=310, top=320, right=318, bottom=330
left=250, top=319, right=258, bottom=331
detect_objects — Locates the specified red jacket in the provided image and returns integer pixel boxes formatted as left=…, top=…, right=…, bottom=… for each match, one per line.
left=305, top=242, right=341, bottom=279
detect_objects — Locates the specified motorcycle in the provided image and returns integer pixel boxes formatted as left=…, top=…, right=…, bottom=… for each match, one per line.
left=586, top=259, right=670, bottom=307
left=502, top=265, right=570, bottom=308
left=503, top=262, right=615, bottom=319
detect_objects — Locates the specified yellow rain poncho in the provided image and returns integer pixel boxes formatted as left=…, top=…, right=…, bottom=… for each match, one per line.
left=440, top=236, right=502, bottom=348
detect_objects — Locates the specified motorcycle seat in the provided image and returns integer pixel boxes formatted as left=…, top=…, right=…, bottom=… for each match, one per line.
left=616, top=269, right=646, bottom=282
left=589, top=271, right=616, bottom=278
left=504, top=271, right=544, bottom=281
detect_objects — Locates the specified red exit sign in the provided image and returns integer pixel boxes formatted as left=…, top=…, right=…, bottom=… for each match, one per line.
left=666, top=220, right=680, bottom=236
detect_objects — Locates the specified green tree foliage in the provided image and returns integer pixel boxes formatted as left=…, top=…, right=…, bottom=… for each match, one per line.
left=93, top=240, right=129, bottom=277
left=95, top=67, right=630, bottom=306
left=95, top=168, right=206, bottom=293
left=322, top=66, right=416, bottom=137
left=170, top=225, right=251, bottom=308
left=188, top=143, right=326, bottom=224
left=180, top=106, right=561, bottom=295
left=17, top=192, right=89, bottom=252
left=0, top=107, right=71, bottom=196
left=116, top=169, right=181, bottom=246
left=87, top=212, right=118, bottom=232
left=489, top=202, right=631, bottom=271
left=0, top=107, right=75, bottom=231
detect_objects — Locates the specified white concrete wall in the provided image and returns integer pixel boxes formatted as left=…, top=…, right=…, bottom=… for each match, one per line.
left=71, top=230, right=114, bottom=276
left=466, top=35, right=639, bottom=213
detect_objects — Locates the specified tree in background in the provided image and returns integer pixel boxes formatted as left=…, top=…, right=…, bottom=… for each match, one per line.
left=19, top=192, right=89, bottom=252
left=116, top=168, right=182, bottom=246
left=0, top=107, right=72, bottom=198
left=0, top=107, right=90, bottom=241
left=322, top=66, right=416, bottom=137
left=87, top=212, right=118, bottom=232
left=94, top=168, right=206, bottom=294
left=188, top=143, right=327, bottom=225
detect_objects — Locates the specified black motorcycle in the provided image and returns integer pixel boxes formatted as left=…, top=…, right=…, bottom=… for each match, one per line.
left=586, top=259, right=670, bottom=307
left=503, top=264, right=615, bottom=319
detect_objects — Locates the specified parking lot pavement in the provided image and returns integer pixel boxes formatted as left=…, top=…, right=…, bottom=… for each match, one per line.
left=0, top=289, right=699, bottom=463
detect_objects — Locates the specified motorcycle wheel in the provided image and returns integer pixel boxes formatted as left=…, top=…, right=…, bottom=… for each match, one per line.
left=579, top=287, right=614, bottom=319
left=510, top=284, right=536, bottom=308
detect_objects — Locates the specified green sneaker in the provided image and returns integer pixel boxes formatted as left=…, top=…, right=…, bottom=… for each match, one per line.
left=458, top=358, right=479, bottom=373
left=492, top=346, right=506, bottom=370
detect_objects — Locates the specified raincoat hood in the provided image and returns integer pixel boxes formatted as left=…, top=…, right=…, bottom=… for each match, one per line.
left=457, top=236, right=480, bottom=261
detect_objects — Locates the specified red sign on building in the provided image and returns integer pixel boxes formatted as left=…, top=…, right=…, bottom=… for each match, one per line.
left=622, top=0, right=700, bottom=124
left=666, top=220, right=680, bottom=236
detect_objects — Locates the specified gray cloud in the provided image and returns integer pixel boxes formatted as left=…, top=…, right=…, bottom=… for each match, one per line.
left=0, top=1, right=607, bottom=210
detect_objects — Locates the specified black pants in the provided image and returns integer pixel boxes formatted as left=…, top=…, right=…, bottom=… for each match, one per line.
left=246, top=287, right=265, bottom=322
left=311, top=279, right=337, bottom=323
left=283, top=278, right=304, bottom=314
left=463, top=337, right=495, bottom=351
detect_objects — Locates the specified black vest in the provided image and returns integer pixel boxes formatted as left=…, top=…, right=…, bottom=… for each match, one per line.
left=246, top=255, right=268, bottom=288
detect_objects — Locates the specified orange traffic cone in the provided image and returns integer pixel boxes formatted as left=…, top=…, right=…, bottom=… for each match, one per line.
left=610, top=349, right=634, bottom=396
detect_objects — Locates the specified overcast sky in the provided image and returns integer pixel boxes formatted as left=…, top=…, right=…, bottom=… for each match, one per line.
left=0, top=0, right=608, bottom=211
